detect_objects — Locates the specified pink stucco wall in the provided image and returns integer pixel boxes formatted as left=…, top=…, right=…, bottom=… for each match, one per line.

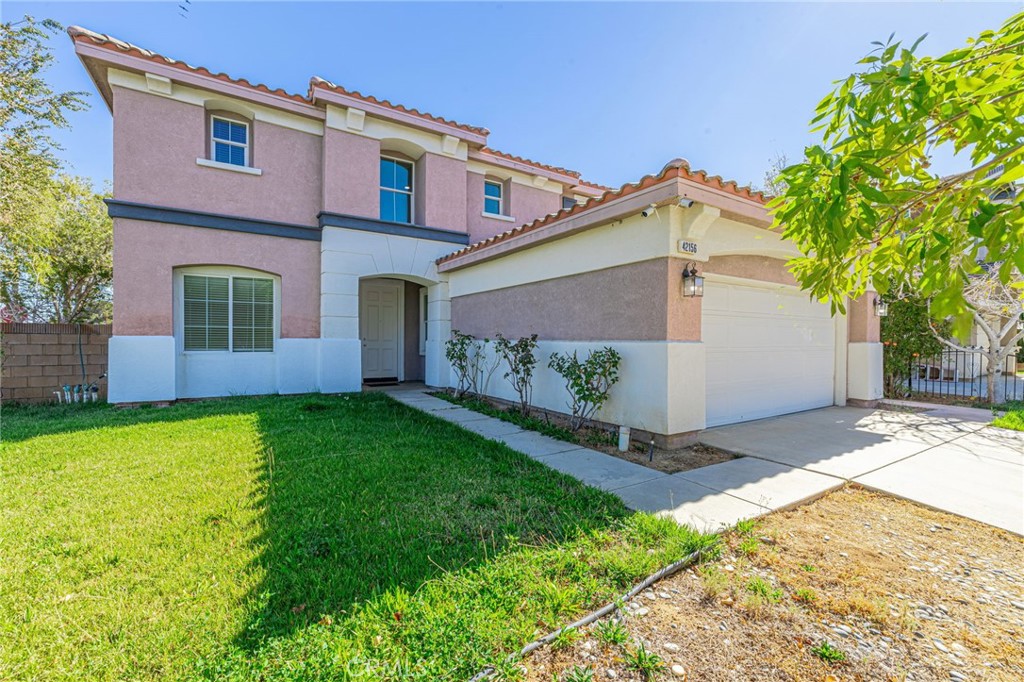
left=848, top=295, right=881, bottom=343
left=322, top=127, right=381, bottom=218
left=509, top=180, right=561, bottom=227
left=466, top=172, right=562, bottom=243
left=113, top=86, right=322, bottom=226
left=420, top=152, right=467, bottom=232
left=112, top=218, right=320, bottom=337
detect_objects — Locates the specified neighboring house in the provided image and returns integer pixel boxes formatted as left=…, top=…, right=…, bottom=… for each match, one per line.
left=71, top=27, right=882, bottom=445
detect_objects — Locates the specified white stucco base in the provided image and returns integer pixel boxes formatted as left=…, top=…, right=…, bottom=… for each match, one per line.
left=108, top=335, right=176, bottom=403
left=452, top=340, right=707, bottom=438
left=277, top=338, right=322, bottom=394
left=108, top=335, right=364, bottom=403
left=847, top=341, right=884, bottom=401
left=319, top=338, right=363, bottom=393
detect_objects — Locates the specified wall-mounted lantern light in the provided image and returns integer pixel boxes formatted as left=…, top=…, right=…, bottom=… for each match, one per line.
left=682, top=262, right=704, bottom=297
left=874, top=295, right=889, bottom=317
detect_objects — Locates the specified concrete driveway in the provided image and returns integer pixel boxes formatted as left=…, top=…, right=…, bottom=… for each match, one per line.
left=700, top=405, right=1024, bottom=535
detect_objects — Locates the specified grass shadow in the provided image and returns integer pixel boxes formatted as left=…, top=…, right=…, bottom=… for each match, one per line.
left=236, top=392, right=630, bottom=646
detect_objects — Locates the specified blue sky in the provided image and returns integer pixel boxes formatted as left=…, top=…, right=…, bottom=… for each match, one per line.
left=8, top=1, right=1021, bottom=191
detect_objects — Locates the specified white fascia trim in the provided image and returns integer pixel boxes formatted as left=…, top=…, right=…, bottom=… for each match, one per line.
left=481, top=212, right=516, bottom=223
left=325, top=104, right=469, bottom=161
left=108, top=68, right=324, bottom=136
left=467, top=162, right=564, bottom=195
left=195, top=158, right=263, bottom=175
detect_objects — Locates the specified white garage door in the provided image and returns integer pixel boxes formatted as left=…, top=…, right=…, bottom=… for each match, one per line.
left=703, top=280, right=836, bottom=427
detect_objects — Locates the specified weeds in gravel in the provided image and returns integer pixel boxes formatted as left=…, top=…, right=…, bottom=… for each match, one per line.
left=560, top=665, right=595, bottom=682
left=800, top=563, right=817, bottom=572
left=738, top=536, right=760, bottom=556
left=810, top=640, right=847, bottom=664
left=793, top=588, right=818, bottom=604
left=624, top=642, right=666, bottom=680
left=734, top=519, right=758, bottom=535
left=746, top=576, right=783, bottom=603
left=593, top=619, right=629, bottom=646
left=698, top=565, right=730, bottom=602
left=551, top=627, right=582, bottom=651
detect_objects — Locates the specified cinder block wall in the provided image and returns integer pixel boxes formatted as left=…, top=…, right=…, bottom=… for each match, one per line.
left=1, top=323, right=111, bottom=403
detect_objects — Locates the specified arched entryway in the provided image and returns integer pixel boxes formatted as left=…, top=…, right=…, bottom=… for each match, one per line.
left=319, top=224, right=457, bottom=392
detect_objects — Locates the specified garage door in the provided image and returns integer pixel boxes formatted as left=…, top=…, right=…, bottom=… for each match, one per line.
left=703, top=280, right=836, bottom=427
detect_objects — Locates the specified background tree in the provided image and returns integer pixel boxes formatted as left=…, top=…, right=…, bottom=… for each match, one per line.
left=760, top=152, right=790, bottom=197
left=1, top=16, right=87, bottom=227
left=1, top=175, right=113, bottom=323
left=1, top=16, right=95, bottom=321
left=930, top=270, right=1024, bottom=403
left=880, top=295, right=947, bottom=398
left=771, top=12, right=1024, bottom=332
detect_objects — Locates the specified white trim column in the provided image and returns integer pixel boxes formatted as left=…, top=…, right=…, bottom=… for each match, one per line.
left=425, top=281, right=451, bottom=387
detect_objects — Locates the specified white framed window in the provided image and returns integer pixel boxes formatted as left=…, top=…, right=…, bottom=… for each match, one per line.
left=484, top=179, right=503, bottom=215
left=180, top=270, right=276, bottom=353
left=211, top=116, right=249, bottom=167
left=419, top=287, right=428, bottom=356
left=380, top=156, right=414, bottom=223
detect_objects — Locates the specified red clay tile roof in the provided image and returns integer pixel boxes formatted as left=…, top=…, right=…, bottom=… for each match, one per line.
left=309, top=77, right=488, bottom=137
left=574, top=178, right=614, bottom=192
left=438, top=158, right=767, bottom=265
left=70, top=26, right=489, bottom=136
left=68, top=26, right=310, bottom=104
left=475, top=147, right=580, bottom=179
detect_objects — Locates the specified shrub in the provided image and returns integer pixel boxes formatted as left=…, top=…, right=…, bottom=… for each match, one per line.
left=445, top=330, right=476, bottom=397
left=548, top=347, right=622, bottom=431
left=495, top=333, right=539, bottom=417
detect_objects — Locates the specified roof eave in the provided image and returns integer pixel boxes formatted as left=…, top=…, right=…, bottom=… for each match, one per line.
left=310, top=84, right=488, bottom=146
left=71, top=37, right=325, bottom=121
left=468, top=148, right=579, bottom=185
left=438, top=176, right=681, bottom=273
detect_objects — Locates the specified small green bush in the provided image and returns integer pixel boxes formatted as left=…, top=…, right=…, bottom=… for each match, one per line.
left=548, top=347, right=622, bottom=431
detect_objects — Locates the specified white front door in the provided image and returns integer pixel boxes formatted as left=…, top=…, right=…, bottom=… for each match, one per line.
left=360, top=280, right=403, bottom=380
left=703, top=280, right=836, bottom=427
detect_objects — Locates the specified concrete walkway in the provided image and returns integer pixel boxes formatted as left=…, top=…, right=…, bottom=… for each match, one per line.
left=388, top=388, right=1023, bottom=535
left=385, top=387, right=843, bottom=532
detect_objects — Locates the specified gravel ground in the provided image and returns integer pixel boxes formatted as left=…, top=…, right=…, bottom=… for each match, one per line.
left=523, top=486, right=1024, bottom=682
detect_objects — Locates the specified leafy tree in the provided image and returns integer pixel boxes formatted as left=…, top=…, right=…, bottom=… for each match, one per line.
left=771, top=12, right=1024, bottom=335
left=1, top=16, right=88, bottom=232
left=0, top=174, right=113, bottom=323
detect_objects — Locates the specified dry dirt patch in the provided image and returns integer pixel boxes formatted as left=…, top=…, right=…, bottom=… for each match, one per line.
left=524, top=486, right=1024, bottom=681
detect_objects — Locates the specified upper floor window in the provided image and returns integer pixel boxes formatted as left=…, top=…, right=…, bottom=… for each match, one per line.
left=183, top=273, right=274, bottom=353
left=484, top=180, right=504, bottom=215
left=211, top=117, right=248, bottom=167
left=380, top=157, right=413, bottom=223
left=562, top=196, right=578, bottom=211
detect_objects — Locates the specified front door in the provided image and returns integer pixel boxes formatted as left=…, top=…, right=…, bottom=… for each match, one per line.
left=360, top=279, right=402, bottom=381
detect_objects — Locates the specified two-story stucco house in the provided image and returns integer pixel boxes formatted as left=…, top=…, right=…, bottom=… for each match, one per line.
left=71, top=27, right=883, bottom=446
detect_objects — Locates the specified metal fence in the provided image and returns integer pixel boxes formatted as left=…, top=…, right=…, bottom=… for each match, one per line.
left=907, top=349, right=1022, bottom=402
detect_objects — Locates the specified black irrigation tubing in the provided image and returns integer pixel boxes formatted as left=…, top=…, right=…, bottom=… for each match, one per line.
left=466, top=544, right=715, bottom=682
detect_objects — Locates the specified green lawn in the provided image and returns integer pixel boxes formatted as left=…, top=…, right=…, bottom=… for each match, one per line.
left=0, top=393, right=713, bottom=681
left=993, top=400, right=1024, bottom=431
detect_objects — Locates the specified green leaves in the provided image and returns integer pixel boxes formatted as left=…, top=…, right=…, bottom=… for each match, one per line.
left=772, top=11, right=1024, bottom=329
